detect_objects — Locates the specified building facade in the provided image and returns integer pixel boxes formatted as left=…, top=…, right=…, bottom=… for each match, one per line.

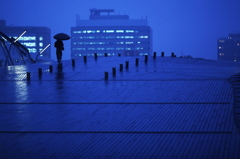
left=0, top=20, right=51, bottom=60
left=218, top=33, right=240, bottom=62
left=71, top=9, right=152, bottom=58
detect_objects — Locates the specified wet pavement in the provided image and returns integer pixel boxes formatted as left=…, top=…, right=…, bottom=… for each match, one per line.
left=0, top=56, right=240, bottom=158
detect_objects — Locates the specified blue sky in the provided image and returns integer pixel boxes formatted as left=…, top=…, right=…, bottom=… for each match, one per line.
left=0, top=0, right=240, bottom=60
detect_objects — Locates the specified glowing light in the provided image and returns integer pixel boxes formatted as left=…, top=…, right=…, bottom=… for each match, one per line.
left=39, top=44, right=50, bottom=54
left=14, top=31, right=26, bottom=43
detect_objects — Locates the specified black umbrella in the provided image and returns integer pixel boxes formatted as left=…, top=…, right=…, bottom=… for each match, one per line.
left=54, top=33, right=70, bottom=40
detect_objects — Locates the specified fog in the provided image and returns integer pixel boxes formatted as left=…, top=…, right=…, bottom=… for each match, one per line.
left=0, top=0, right=240, bottom=60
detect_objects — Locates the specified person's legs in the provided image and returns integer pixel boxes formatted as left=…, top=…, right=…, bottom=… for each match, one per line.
left=56, top=49, right=62, bottom=63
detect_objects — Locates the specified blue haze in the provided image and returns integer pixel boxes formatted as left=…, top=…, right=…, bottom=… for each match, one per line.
left=0, top=0, right=240, bottom=61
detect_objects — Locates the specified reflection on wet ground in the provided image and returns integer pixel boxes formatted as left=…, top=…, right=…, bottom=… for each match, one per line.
left=0, top=56, right=240, bottom=158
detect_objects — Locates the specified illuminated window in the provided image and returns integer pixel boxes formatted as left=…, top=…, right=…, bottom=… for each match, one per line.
left=106, top=36, right=115, bottom=39
left=106, top=48, right=114, bottom=50
left=218, top=47, right=222, bottom=49
left=87, top=36, right=95, bottom=39
left=72, top=48, right=86, bottom=50
left=138, top=42, right=141, bottom=44
left=228, top=37, right=232, bottom=39
left=219, top=40, right=225, bottom=43
left=97, top=48, right=105, bottom=50
left=139, top=36, right=148, bottom=38
left=39, top=37, right=43, bottom=41
left=125, top=36, right=134, bottom=38
left=28, top=48, right=37, bottom=53
left=96, top=30, right=100, bottom=33
left=126, top=42, right=134, bottom=44
left=106, top=30, right=114, bottom=33
left=116, top=48, right=124, bottom=50
left=22, top=42, right=36, bottom=47
left=39, top=43, right=43, bottom=47
left=219, top=53, right=224, bottom=56
left=125, top=48, right=131, bottom=50
left=17, top=36, right=36, bottom=41
left=237, top=43, right=240, bottom=46
left=234, top=60, right=237, bottom=62
left=126, top=30, right=134, bottom=33
left=88, top=48, right=96, bottom=50
left=116, top=30, right=124, bottom=33
left=117, top=36, right=124, bottom=38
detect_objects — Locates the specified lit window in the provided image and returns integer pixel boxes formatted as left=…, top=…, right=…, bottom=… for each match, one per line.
left=88, top=48, right=96, bottom=50
left=234, top=60, right=237, bottom=62
left=126, top=42, right=134, bottom=44
left=96, top=30, right=100, bottom=33
left=116, top=48, right=124, bottom=50
left=138, top=42, right=141, bottom=44
left=218, top=47, right=222, bottom=49
left=106, top=48, right=114, bottom=50
left=97, top=48, right=105, bottom=50
left=39, top=43, right=43, bottom=47
left=228, top=37, right=232, bottom=39
left=117, top=36, right=124, bottom=38
left=125, top=36, right=134, bottom=38
left=116, top=30, right=124, bottom=33
left=22, top=42, right=36, bottom=47
left=87, top=36, right=95, bottom=39
left=219, top=53, right=224, bottom=56
left=237, top=43, right=240, bottom=46
left=83, top=30, right=86, bottom=33
left=126, top=30, right=134, bottom=33
left=139, top=36, right=148, bottom=38
left=106, top=30, right=114, bottom=33
left=219, top=40, right=225, bottom=43
left=125, top=48, right=131, bottom=50
left=39, top=37, right=43, bottom=41
left=28, top=48, right=37, bottom=53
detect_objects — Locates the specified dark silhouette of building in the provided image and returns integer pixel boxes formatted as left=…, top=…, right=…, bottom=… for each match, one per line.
left=218, top=33, right=240, bottom=62
left=0, top=20, right=51, bottom=60
left=71, top=9, right=152, bottom=58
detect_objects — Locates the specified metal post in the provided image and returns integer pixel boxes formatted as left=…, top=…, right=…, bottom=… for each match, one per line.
left=94, top=53, right=98, bottom=60
left=161, top=52, right=164, bottom=57
left=104, top=53, right=108, bottom=57
left=84, top=56, right=87, bottom=62
left=120, top=64, right=123, bottom=71
left=26, top=72, right=30, bottom=80
left=171, top=52, right=174, bottom=57
left=112, top=67, right=116, bottom=76
left=38, top=68, right=42, bottom=77
left=153, top=52, right=157, bottom=59
left=145, top=55, right=148, bottom=62
left=49, top=65, right=53, bottom=72
left=135, top=58, right=139, bottom=66
left=118, top=53, right=121, bottom=57
left=126, top=61, right=129, bottom=69
left=72, top=59, right=75, bottom=66
left=104, top=72, right=108, bottom=80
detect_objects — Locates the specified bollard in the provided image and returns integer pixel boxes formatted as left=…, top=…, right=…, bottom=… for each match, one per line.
left=120, top=64, right=123, bottom=71
left=84, top=56, right=87, bottom=62
left=171, top=52, right=174, bottom=57
left=104, top=53, right=108, bottom=57
left=145, top=55, right=148, bottom=62
left=161, top=52, right=164, bottom=57
left=104, top=71, right=108, bottom=80
left=49, top=65, right=53, bottom=72
left=38, top=68, right=42, bottom=77
left=135, top=58, right=139, bottom=66
left=125, top=61, right=129, bottom=69
left=118, top=53, right=121, bottom=57
left=153, top=52, right=157, bottom=59
left=72, top=59, right=75, bottom=66
left=94, top=53, right=98, bottom=60
left=26, top=72, right=30, bottom=80
left=112, top=67, right=116, bottom=76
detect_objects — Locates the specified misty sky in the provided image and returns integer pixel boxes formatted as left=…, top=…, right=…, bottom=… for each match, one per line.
left=0, top=0, right=240, bottom=60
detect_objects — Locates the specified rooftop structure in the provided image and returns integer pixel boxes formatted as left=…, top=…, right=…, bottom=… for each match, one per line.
left=0, top=55, right=240, bottom=158
left=71, top=9, right=152, bottom=58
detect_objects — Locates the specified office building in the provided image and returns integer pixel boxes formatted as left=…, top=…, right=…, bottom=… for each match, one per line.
left=0, top=20, right=51, bottom=60
left=218, top=33, right=240, bottom=62
left=71, top=9, right=152, bottom=58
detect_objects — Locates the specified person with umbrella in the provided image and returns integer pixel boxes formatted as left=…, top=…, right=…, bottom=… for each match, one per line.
left=54, top=33, right=70, bottom=64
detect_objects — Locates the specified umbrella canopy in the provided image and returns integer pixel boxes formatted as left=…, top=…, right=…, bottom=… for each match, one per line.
left=54, top=33, right=70, bottom=40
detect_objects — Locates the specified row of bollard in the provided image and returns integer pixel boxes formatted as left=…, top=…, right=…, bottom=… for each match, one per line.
left=26, top=65, right=54, bottom=80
